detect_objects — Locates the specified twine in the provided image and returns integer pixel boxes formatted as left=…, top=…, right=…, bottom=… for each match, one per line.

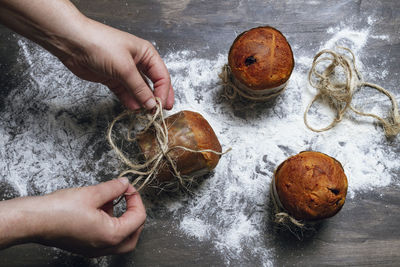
left=304, top=46, right=400, bottom=137
left=107, top=98, right=231, bottom=192
left=270, top=170, right=305, bottom=228
left=219, top=64, right=287, bottom=101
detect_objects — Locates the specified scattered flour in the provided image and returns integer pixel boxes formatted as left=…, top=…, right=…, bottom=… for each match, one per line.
left=161, top=23, right=399, bottom=265
left=324, top=27, right=369, bottom=55
left=180, top=217, right=210, bottom=241
left=0, top=39, right=119, bottom=196
left=0, top=18, right=398, bottom=267
left=367, top=16, right=376, bottom=26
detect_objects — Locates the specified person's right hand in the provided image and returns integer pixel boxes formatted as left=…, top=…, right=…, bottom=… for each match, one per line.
left=59, top=18, right=175, bottom=111
left=60, top=19, right=174, bottom=110
left=0, top=0, right=174, bottom=111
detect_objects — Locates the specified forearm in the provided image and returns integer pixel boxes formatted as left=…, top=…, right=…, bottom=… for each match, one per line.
left=0, top=0, right=88, bottom=60
left=0, top=0, right=174, bottom=111
left=0, top=196, right=44, bottom=249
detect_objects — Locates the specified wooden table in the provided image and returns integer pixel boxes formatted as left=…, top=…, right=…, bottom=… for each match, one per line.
left=1, top=0, right=399, bottom=266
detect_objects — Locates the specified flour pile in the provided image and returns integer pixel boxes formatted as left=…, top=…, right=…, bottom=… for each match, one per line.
left=0, top=17, right=398, bottom=266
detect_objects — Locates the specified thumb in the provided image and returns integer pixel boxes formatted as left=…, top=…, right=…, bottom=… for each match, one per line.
left=120, top=62, right=156, bottom=110
left=90, top=177, right=130, bottom=207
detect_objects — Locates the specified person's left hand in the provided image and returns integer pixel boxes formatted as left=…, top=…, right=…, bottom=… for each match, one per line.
left=30, top=178, right=146, bottom=257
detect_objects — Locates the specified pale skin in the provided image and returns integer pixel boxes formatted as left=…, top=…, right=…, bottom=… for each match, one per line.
left=0, top=0, right=174, bottom=256
left=0, top=178, right=146, bottom=257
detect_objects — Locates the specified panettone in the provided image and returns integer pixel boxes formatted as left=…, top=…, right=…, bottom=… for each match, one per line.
left=228, top=26, right=294, bottom=94
left=273, top=151, right=348, bottom=221
left=137, top=111, right=222, bottom=182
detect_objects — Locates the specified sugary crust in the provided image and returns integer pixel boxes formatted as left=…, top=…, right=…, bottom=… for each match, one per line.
left=275, top=151, right=348, bottom=221
left=228, top=26, right=294, bottom=90
left=137, top=111, right=221, bottom=182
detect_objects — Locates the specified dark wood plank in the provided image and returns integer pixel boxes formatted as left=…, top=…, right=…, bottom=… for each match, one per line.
left=272, top=188, right=400, bottom=266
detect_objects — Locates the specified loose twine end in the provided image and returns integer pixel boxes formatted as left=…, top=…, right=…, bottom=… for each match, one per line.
left=107, top=98, right=231, bottom=193
left=304, top=46, right=400, bottom=138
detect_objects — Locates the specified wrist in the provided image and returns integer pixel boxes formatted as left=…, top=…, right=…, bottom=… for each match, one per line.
left=0, top=196, right=45, bottom=248
left=31, top=7, right=91, bottom=62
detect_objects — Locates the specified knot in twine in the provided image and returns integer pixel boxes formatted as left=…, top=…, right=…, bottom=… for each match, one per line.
left=304, top=46, right=400, bottom=137
left=107, top=98, right=231, bottom=192
left=219, top=64, right=286, bottom=101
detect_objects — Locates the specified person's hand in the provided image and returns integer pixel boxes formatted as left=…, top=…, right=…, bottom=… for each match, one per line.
left=0, top=177, right=146, bottom=257
left=35, top=177, right=146, bottom=257
left=0, top=0, right=174, bottom=111
left=60, top=18, right=175, bottom=111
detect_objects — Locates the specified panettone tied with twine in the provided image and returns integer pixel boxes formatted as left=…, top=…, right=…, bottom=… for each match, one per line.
left=273, top=151, right=348, bottom=222
left=107, top=98, right=229, bottom=191
left=226, top=26, right=294, bottom=99
left=137, top=110, right=222, bottom=182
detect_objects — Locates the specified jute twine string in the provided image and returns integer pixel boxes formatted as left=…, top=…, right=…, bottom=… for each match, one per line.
left=107, top=98, right=231, bottom=192
left=219, top=64, right=286, bottom=101
left=304, top=46, right=400, bottom=137
left=270, top=171, right=305, bottom=229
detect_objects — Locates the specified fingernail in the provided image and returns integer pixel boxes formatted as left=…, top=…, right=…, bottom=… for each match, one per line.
left=144, top=98, right=156, bottom=110
left=118, top=177, right=129, bottom=185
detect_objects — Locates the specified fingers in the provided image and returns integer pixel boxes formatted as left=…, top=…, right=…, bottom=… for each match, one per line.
left=101, top=201, right=114, bottom=217
left=93, top=185, right=145, bottom=257
left=105, top=186, right=145, bottom=254
left=120, top=62, right=157, bottom=110
left=113, top=184, right=146, bottom=238
left=114, top=224, right=144, bottom=254
left=90, top=177, right=130, bottom=207
left=102, top=224, right=144, bottom=255
left=134, top=41, right=174, bottom=110
left=166, top=83, right=174, bottom=110
left=90, top=224, right=143, bottom=257
left=107, top=39, right=174, bottom=111
left=110, top=84, right=141, bottom=110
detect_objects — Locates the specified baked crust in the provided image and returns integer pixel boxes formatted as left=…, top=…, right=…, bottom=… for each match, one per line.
left=228, top=26, right=294, bottom=90
left=137, top=111, right=222, bottom=182
left=275, top=151, right=348, bottom=221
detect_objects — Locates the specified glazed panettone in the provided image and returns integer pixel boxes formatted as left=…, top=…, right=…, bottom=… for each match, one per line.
left=228, top=26, right=294, bottom=95
left=137, top=111, right=222, bottom=182
left=273, top=151, right=348, bottom=221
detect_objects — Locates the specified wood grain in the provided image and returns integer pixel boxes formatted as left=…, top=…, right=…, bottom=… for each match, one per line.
left=0, top=0, right=399, bottom=266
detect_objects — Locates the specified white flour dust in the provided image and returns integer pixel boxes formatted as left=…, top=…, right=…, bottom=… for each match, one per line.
left=161, top=21, right=399, bottom=265
left=0, top=39, right=119, bottom=197
left=0, top=17, right=398, bottom=266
